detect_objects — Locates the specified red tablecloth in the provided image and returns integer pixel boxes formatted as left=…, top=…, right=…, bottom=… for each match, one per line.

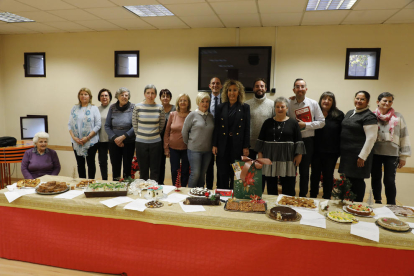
left=1, top=206, right=414, bottom=276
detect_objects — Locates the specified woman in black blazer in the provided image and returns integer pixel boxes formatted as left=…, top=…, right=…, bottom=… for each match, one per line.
left=213, top=79, right=250, bottom=189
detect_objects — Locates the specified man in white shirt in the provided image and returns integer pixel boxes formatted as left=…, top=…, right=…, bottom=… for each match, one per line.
left=245, top=78, right=275, bottom=192
left=206, top=76, right=222, bottom=189
left=287, top=78, right=325, bottom=197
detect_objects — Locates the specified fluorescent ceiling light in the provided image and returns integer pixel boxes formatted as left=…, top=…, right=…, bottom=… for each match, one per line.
left=0, top=12, right=34, bottom=23
left=306, top=0, right=358, bottom=11
left=124, top=5, right=174, bottom=17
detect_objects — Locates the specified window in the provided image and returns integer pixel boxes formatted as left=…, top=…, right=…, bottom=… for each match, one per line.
left=345, top=48, right=381, bottom=80
left=20, top=115, right=48, bottom=140
left=115, top=51, right=139, bottom=78
left=24, top=53, right=46, bottom=77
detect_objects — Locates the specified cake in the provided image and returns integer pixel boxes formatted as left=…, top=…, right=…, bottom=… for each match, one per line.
left=190, top=187, right=209, bottom=196
left=386, top=206, right=414, bottom=217
left=346, top=204, right=373, bottom=216
left=146, top=186, right=163, bottom=199
left=376, top=217, right=410, bottom=232
left=252, top=202, right=266, bottom=212
left=269, top=206, right=297, bottom=221
left=278, top=196, right=316, bottom=209
left=184, top=194, right=220, bottom=205
left=225, top=199, right=266, bottom=212
left=327, top=211, right=355, bottom=223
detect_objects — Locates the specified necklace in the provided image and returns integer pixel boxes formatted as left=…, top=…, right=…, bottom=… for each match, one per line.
left=272, top=120, right=286, bottom=141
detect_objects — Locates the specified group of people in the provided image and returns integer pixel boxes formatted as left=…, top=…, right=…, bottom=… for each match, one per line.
left=20, top=77, right=411, bottom=205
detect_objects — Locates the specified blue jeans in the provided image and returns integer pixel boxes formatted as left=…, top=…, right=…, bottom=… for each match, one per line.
left=170, top=148, right=189, bottom=187
left=187, top=149, right=212, bottom=188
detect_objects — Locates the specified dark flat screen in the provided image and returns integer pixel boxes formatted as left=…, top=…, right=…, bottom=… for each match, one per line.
left=198, top=46, right=272, bottom=92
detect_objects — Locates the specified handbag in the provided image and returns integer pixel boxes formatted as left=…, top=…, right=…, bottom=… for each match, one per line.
left=0, top=136, right=17, bottom=147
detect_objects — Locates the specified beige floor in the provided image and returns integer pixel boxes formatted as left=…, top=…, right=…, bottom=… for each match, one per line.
left=2, top=170, right=413, bottom=275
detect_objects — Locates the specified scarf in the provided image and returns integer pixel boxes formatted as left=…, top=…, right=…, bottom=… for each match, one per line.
left=116, top=100, right=130, bottom=112
left=374, top=107, right=399, bottom=140
left=69, top=104, right=94, bottom=157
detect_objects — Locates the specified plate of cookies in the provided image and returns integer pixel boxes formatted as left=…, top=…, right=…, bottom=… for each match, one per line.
left=276, top=194, right=318, bottom=210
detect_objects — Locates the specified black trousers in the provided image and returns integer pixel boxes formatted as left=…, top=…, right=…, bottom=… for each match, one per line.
left=266, top=176, right=296, bottom=196
left=371, top=154, right=399, bottom=205
left=298, top=137, right=314, bottom=197
left=170, top=148, right=189, bottom=187
left=206, top=153, right=219, bottom=190
left=248, top=149, right=266, bottom=193
left=135, top=141, right=162, bottom=182
left=347, top=177, right=366, bottom=203
left=159, top=136, right=166, bottom=185
left=97, top=142, right=109, bottom=180
left=73, top=143, right=98, bottom=179
left=108, top=142, right=135, bottom=181
left=310, top=152, right=339, bottom=199
left=216, top=138, right=235, bottom=190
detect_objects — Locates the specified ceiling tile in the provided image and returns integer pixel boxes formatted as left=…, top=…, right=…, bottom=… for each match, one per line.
left=342, top=10, right=398, bottom=24
left=353, top=0, right=413, bottom=10
left=15, top=11, right=67, bottom=22
left=109, top=18, right=156, bottom=29
left=140, top=16, right=190, bottom=29
left=165, top=3, right=215, bottom=16
left=108, top=0, right=160, bottom=5
left=158, top=0, right=204, bottom=4
left=75, top=19, right=125, bottom=30
left=180, top=15, right=224, bottom=28
left=84, top=7, right=138, bottom=19
left=42, top=21, right=94, bottom=31
left=16, top=22, right=66, bottom=32
left=0, top=0, right=39, bottom=12
left=301, top=10, right=349, bottom=25
left=0, top=23, right=38, bottom=33
left=219, top=13, right=260, bottom=27
left=385, top=9, right=414, bottom=23
left=17, top=0, right=77, bottom=10
left=261, top=12, right=302, bottom=26
left=258, top=0, right=307, bottom=13
left=62, top=0, right=117, bottom=8
left=48, top=9, right=101, bottom=21
left=210, top=1, right=258, bottom=15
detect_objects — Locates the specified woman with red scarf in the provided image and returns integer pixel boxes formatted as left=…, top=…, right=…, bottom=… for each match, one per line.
left=371, top=92, right=411, bottom=205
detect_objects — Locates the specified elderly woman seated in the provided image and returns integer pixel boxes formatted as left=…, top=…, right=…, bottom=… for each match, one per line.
left=21, top=132, right=61, bottom=179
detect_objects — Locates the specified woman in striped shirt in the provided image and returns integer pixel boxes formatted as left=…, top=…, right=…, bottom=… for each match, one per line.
left=132, top=84, right=166, bottom=182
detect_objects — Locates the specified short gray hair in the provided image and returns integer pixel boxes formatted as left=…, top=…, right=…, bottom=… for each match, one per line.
left=33, top=132, right=49, bottom=144
left=274, top=96, right=289, bottom=107
left=115, top=87, right=131, bottom=100
left=196, top=92, right=210, bottom=105
left=144, top=84, right=157, bottom=94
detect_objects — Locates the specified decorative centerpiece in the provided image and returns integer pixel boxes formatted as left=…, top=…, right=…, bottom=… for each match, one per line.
left=146, top=186, right=163, bottom=199
left=332, top=174, right=356, bottom=203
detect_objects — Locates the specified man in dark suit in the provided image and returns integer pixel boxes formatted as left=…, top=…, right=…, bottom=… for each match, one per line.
left=206, top=77, right=222, bottom=190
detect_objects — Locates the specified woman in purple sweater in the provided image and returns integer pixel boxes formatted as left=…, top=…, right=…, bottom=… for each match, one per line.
left=21, top=132, right=61, bottom=179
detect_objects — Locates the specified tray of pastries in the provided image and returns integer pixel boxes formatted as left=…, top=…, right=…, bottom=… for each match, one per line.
left=84, top=182, right=128, bottom=198
left=276, top=195, right=317, bottom=209
left=17, top=179, right=41, bottom=188
left=36, top=181, right=69, bottom=195
left=224, top=198, right=266, bottom=213
left=76, top=179, right=95, bottom=188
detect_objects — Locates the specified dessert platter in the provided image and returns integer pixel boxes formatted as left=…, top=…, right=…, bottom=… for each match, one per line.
left=276, top=195, right=317, bottom=209
left=76, top=180, right=95, bottom=189
left=84, top=182, right=128, bottom=198
left=188, top=187, right=209, bottom=197
left=326, top=211, right=358, bottom=223
left=145, top=200, right=164, bottom=208
left=17, top=179, right=41, bottom=188
left=36, top=181, right=69, bottom=195
left=224, top=198, right=267, bottom=213
left=343, top=204, right=375, bottom=217
left=386, top=205, right=414, bottom=218
left=267, top=206, right=301, bottom=222
left=184, top=194, right=221, bottom=205
left=375, top=217, right=411, bottom=232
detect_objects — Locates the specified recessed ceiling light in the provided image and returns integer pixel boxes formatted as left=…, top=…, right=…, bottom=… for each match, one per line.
left=306, top=0, right=358, bottom=11
left=123, top=5, right=174, bottom=17
left=0, top=12, right=34, bottom=23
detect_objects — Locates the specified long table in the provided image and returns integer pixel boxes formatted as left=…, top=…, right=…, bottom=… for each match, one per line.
left=1, top=175, right=414, bottom=276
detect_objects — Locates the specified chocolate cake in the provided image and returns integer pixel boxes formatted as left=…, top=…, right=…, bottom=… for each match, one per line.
left=269, top=206, right=297, bottom=221
left=184, top=194, right=220, bottom=205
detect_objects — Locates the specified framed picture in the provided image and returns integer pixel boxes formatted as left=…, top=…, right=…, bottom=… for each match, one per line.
left=115, top=51, right=139, bottom=78
left=345, top=48, right=381, bottom=80
left=24, top=52, right=46, bottom=77
left=20, top=115, right=48, bottom=140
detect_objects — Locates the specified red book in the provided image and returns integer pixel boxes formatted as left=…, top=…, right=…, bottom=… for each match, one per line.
left=295, top=106, right=312, bottom=123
